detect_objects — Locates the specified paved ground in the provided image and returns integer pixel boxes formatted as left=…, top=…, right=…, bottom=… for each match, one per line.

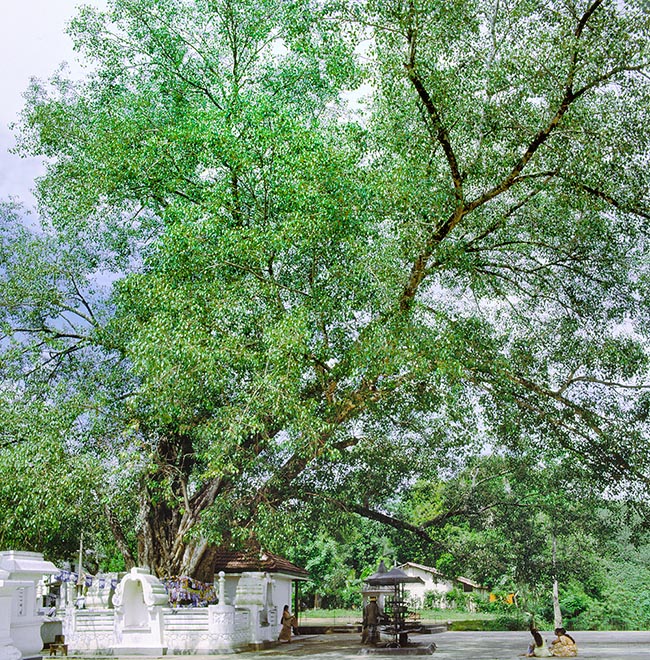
left=251, top=630, right=650, bottom=659
left=70, top=630, right=650, bottom=660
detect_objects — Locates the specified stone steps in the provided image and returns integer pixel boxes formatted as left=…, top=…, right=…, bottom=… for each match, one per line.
left=73, top=611, right=114, bottom=632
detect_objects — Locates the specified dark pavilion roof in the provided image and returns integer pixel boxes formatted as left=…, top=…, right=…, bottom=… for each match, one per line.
left=365, top=565, right=424, bottom=586
left=212, top=550, right=309, bottom=579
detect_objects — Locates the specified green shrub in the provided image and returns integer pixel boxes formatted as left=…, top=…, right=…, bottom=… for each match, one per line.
left=448, top=614, right=530, bottom=631
left=423, top=590, right=445, bottom=610
left=492, top=610, right=532, bottom=631
left=448, top=620, right=489, bottom=631
left=445, top=587, right=469, bottom=610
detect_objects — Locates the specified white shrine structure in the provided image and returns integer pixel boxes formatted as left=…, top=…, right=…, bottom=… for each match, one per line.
left=0, top=551, right=59, bottom=660
left=63, top=550, right=308, bottom=654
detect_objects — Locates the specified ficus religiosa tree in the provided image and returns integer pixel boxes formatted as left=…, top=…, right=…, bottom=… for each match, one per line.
left=1, top=0, right=649, bottom=579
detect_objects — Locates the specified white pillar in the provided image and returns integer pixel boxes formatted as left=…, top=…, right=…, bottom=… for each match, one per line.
left=0, top=574, right=26, bottom=660
left=0, top=551, right=60, bottom=659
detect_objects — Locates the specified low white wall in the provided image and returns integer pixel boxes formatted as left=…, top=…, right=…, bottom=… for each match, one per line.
left=64, top=568, right=301, bottom=655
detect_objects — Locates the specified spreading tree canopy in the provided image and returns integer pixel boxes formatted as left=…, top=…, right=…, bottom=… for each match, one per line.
left=1, top=0, right=649, bottom=577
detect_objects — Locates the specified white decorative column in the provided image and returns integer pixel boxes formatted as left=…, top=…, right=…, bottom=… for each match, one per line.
left=0, top=551, right=59, bottom=660
left=205, top=571, right=239, bottom=652
left=0, top=569, right=25, bottom=660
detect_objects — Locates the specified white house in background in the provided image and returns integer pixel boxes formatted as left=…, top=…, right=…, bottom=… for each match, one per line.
left=397, top=562, right=488, bottom=608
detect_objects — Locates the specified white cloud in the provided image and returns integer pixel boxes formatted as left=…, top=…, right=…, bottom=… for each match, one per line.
left=0, top=1, right=105, bottom=207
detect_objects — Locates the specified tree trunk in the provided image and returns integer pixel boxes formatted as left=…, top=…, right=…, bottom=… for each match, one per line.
left=552, top=532, right=563, bottom=628
left=136, top=479, right=225, bottom=577
left=103, top=502, right=136, bottom=570
left=132, top=432, right=225, bottom=578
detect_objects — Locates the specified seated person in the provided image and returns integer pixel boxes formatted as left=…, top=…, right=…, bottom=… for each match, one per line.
left=524, top=627, right=553, bottom=657
left=549, top=627, right=578, bottom=657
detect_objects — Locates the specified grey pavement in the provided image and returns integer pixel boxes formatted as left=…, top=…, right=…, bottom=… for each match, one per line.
left=249, top=630, right=650, bottom=659
left=72, top=631, right=650, bottom=660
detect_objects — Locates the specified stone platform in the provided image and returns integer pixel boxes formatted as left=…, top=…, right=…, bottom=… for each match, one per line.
left=359, top=642, right=436, bottom=655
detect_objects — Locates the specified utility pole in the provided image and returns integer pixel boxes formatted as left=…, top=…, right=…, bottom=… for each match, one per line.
left=76, top=533, right=84, bottom=597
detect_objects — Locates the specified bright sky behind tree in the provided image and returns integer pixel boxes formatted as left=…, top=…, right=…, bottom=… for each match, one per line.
left=0, top=1, right=105, bottom=209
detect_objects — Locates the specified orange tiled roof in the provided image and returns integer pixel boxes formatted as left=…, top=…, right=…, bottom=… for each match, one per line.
left=212, top=550, right=309, bottom=578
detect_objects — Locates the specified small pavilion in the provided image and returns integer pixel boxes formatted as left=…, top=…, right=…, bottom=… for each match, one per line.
left=211, top=549, right=309, bottom=619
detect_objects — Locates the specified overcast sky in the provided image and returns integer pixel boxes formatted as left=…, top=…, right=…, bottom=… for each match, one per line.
left=0, top=1, right=105, bottom=212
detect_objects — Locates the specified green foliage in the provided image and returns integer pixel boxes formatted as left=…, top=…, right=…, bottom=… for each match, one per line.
left=561, top=582, right=595, bottom=621
left=267, top=515, right=394, bottom=609
left=444, top=587, right=469, bottom=610
left=1, top=0, right=650, bottom=585
left=488, top=610, right=532, bottom=631
left=0, top=396, right=107, bottom=562
left=422, top=590, right=444, bottom=610
left=558, top=542, right=650, bottom=630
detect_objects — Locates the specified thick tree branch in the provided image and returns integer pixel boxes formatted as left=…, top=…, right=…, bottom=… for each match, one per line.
left=304, top=489, right=535, bottom=546
left=556, top=375, right=650, bottom=394
left=576, top=183, right=650, bottom=220
left=398, top=2, right=609, bottom=311
left=344, top=502, right=437, bottom=544
left=404, top=68, right=464, bottom=205
left=508, top=372, right=608, bottom=437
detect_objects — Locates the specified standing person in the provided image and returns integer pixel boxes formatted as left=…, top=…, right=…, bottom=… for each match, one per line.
left=362, top=596, right=381, bottom=645
left=278, top=605, right=294, bottom=643
left=550, top=627, right=578, bottom=657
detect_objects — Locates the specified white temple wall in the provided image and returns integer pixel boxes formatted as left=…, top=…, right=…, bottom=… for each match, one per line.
left=221, top=576, right=240, bottom=606
left=272, top=578, right=292, bottom=613
left=111, top=568, right=168, bottom=655
left=64, top=610, right=115, bottom=652
left=64, top=567, right=304, bottom=655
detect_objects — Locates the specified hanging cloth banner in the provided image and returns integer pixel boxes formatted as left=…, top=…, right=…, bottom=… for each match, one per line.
left=161, top=576, right=218, bottom=608
left=56, top=570, right=71, bottom=583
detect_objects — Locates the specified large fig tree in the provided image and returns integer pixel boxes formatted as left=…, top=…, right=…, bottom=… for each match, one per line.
left=2, top=0, right=649, bottom=577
